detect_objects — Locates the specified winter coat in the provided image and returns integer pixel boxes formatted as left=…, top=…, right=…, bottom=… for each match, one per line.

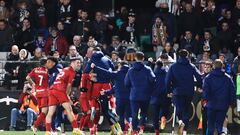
left=203, top=68, right=236, bottom=110
left=166, top=57, right=202, bottom=97
left=125, top=62, right=155, bottom=101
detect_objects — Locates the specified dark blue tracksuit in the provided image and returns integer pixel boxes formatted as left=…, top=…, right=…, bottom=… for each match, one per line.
left=93, top=65, right=131, bottom=130
left=125, top=62, right=155, bottom=131
left=203, top=68, right=236, bottom=135
left=150, top=66, right=170, bottom=130
left=166, top=57, right=202, bottom=130
left=48, top=64, right=64, bottom=129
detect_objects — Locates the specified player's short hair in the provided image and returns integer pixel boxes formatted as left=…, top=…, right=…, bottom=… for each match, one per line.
left=156, top=60, right=163, bottom=68
left=93, top=47, right=101, bottom=52
left=70, top=56, right=82, bottom=63
left=120, top=61, right=128, bottom=67
left=40, top=57, right=47, bottom=66
left=111, top=51, right=119, bottom=55
left=178, top=49, right=189, bottom=58
left=213, top=59, right=223, bottom=69
left=135, top=51, right=144, bottom=61
left=47, top=56, right=58, bottom=64
left=160, top=53, right=168, bottom=60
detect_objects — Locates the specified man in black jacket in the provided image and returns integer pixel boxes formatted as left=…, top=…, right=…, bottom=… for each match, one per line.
left=3, top=45, right=19, bottom=89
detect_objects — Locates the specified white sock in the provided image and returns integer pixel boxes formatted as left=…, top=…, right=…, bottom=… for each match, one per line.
left=222, top=127, right=228, bottom=134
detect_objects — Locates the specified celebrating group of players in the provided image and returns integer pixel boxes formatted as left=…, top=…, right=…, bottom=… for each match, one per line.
left=25, top=48, right=126, bottom=135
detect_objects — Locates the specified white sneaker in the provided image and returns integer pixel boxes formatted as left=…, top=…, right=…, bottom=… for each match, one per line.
left=51, top=131, right=57, bottom=135
left=31, top=126, right=37, bottom=135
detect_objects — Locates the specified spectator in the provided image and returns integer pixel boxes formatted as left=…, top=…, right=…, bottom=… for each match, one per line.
left=233, top=47, right=240, bottom=75
left=160, top=42, right=177, bottom=62
left=64, top=45, right=83, bottom=63
left=17, top=49, right=29, bottom=89
left=219, top=53, right=232, bottom=74
left=219, top=47, right=234, bottom=63
left=87, top=35, right=102, bottom=48
left=72, top=35, right=88, bottom=57
left=197, top=30, right=219, bottom=60
left=203, top=59, right=236, bottom=135
left=159, top=53, right=174, bottom=71
left=56, top=20, right=71, bottom=44
left=72, top=9, right=91, bottom=41
left=111, top=51, right=121, bottom=68
left=9, top=1, right=31, bottom=29
left=92, top=11, right=108, bottom=43
left=9, top=82, right=38, bottom=131
left=27, top=47, right=43, bottom=70
left=14, top=18, right=36, bottom=54
left=153, top=3, right=177, bottom=42
left=108, top=35, right=127, bottom=60
left=178, top=2, right=202, bottom=38
left=179, top=30, right=198, bottom=56
left=166, top=49, right=202, bottom=135
left=32, top=0, right=49, bottom=29
left=217, top=22, right=233, bottom=53
left=115, top=6, right=128, bottom=29
left=152, top=16, right=168, bottom=58
left=201, top=0, right=217, bottom=36
left=57, top=0, right=74, bottom=25
left=34, top=32, right=45, bottom=52
left=198, top=51, right=213, bottom=73
left=0, top=19, right=13, bottom=51
left=232, top=0, right=240, bottom=23
left=44, top=27, right=68, bottom=58
left=233, top=18, right=240, bottom=55
left=120, top=9, right=138, bottom=44
left=0, top=0, right=10, bottom=20
left=124, top=51, right=155, bottom=135
left=3, top=45, right=19, bottom=89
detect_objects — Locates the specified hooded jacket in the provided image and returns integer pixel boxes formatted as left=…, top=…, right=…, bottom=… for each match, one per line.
left=125, top=62, right=155, bottom=101
left=84, top=51, right=115, bottom=83
left=93, top=65, right=130, bottom=100
left=203, top=68, right=236, bottom=110
left=150, top=66, right=167, bottom=104
left=166, top=57, right=202, bottom=97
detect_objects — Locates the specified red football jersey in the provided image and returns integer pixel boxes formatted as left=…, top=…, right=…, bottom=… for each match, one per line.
left=28, top=66, right=49, bottom=97
left=50, top=66, right=76, bottom=92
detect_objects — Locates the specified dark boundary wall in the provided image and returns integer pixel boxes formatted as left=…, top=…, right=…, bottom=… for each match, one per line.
left=0, top=90, right=240, bottom=134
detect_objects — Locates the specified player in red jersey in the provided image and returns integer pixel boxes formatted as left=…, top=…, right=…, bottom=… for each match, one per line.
left=45, top=57, right=82, bottom=135
left=26, top=58, right=49, bottom=134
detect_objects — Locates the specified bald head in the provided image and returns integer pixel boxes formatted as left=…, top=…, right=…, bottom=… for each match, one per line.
left=11, top=45, right=19, bottom=55
left=73, top=35, right=81, bottom=46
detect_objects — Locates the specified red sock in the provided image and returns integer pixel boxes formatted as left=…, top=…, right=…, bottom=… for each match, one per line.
left=34, top=113, right=46, bottom=128
left=79, top=115, right=86, bottom=129
left=45, top=123, right=51, bottom=132
left=71, top=120, right=78, bottom=129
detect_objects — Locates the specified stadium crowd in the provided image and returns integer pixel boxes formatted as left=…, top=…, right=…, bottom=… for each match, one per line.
left=0, top=0, right=240, bottom=135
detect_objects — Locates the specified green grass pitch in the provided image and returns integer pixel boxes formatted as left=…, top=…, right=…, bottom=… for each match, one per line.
left=0, top=131, right=198, bottom=135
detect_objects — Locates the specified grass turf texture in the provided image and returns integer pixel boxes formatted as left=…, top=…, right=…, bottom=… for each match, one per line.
left=0, top=131, right=198, bottom=135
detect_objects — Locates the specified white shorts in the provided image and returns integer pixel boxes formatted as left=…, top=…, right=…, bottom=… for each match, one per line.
left=237, top=99, right=240, bottom=112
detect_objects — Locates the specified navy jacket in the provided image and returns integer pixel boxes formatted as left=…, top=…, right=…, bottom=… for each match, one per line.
left=48, top=64, right=63, bottom=87
left=84, top=51, right=115, bottom=83
left=125, top=62, right=156, bottom=101
left=93, top=65, right=130, bottom=100
left=166, top=57, right=202, bottom=97
left=150, top=66, right=167, bottom=105
left=203, top=68, right=236, bottom=110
